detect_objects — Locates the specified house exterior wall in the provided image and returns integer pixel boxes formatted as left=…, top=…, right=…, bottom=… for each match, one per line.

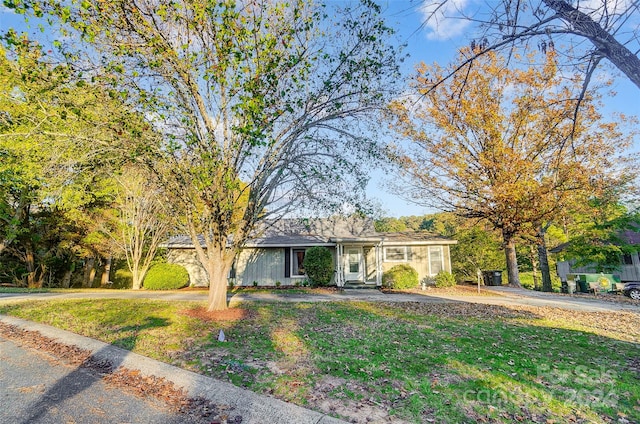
left=167, top=248, right=209, bottom=287
left=235, top=248, right=286, bottom=286
left=557, top=255, right=640, bottom=282
left=168, top=243, right=453, bottom=287
left=364, top=246, right=376, bottom=281
left=381, top=245, right=452, bottom=284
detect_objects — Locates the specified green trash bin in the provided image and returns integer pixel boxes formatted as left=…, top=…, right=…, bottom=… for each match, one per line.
left=482, top=270, right=503, bottom=286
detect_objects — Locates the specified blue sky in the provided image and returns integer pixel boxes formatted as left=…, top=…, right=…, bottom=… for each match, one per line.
left=2, top=1, right=639, bottom=218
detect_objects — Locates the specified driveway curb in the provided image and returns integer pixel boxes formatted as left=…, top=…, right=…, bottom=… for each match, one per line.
left=0, top=315, right=345, bottom=424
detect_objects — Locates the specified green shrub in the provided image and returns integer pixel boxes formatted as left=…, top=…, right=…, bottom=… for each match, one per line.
left=434, top=271, right=456, bottom=288
left=383, top=264, right=418, bottom=290
left=143, top=263, right=189, bottom=290
left=303, top=246, right=334, bottom=287
left=112, top=269, right=133, bottom=289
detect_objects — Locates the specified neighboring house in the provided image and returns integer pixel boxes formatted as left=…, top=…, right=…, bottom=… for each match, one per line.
left=555, top=229, right=640, bottom=282
left=165, top=217, right=457, bottom=287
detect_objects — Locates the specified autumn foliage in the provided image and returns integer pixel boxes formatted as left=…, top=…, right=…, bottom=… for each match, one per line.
left=388, top=49, right=634, bottom=286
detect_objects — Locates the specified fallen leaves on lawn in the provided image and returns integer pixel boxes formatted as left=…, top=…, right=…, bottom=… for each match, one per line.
left=179, top=307, right=253, bottom=323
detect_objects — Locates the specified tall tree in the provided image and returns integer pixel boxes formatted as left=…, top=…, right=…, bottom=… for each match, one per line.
left=7, top=0, right=403, bottom=309
left=420, top=0, right=640, bottom=93
left=109, top=166, right=171, bottom=290
left=0, top=35, right=148, bottom=286
left=387, top=49, right=634, bottom=286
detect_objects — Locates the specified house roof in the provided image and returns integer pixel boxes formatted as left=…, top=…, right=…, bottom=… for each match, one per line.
left=164, top=217, right=456, bottom=249
left=621, top=229, right=640, bottom=245
left=382, top=232, right=458, bottom=245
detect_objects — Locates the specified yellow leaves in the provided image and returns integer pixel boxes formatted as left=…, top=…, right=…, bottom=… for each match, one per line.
left=387, top=46, right=633, bottom=236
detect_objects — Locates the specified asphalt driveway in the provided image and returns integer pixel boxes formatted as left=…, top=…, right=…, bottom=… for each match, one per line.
left=1, top=286, right=637, bottom=313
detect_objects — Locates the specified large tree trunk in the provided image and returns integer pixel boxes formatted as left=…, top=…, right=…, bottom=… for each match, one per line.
left=131, top=263, right=142, bottom=290
left=61, top=269, right=72, bottom=288
left=206, top=259, right=233, bottom=312
left=101, top=255, right=112, bottom=287
left=503, top=232, right=521, bottom=287
left=537, top=226, right=553, bottom=292
left=25, top=243, right=43, bottom=288
left=199, top=245, right=235, bottom=312
left=83, top=257, right=96, bottom=288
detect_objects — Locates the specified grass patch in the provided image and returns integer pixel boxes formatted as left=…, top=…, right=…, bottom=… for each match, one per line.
left=0, top=287, right=52, bottom=293
left=0, top=299, right=638, bottom=423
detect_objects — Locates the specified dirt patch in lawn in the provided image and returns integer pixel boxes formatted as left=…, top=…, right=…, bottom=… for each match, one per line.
left=179, top=307, right=254, bottom=322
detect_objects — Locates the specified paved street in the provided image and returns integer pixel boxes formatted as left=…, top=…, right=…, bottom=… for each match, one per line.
left=0, top=336, right=195, bottom=424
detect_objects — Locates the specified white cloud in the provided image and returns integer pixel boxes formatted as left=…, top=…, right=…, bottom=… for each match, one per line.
left=577, top=0, right=632, bottom=17
left=418, top=0, right=472, bottom=40
left=0, top=5, right=17, bottom=14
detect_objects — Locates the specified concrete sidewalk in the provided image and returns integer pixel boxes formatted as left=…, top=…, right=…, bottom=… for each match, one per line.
left=0, top=315, right=345, bottom=424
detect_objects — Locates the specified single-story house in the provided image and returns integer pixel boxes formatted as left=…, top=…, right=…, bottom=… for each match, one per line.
left=554, top=229, right=640, bottom=282
left=165, top=217, right=457, bottom=287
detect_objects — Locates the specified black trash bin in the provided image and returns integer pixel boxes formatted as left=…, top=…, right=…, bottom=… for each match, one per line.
left=482, top=270, right=503, bottom=286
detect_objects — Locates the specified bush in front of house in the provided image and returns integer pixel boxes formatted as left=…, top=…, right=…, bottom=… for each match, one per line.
left=383, top=264, right=418, bottom=290
left=303, top=246, right=333, bottom=287
left=434, top=271, right=456, bottom=288
left=112, top=269, right=133, bottom=289
left=143, top=263, right=189, bottom=290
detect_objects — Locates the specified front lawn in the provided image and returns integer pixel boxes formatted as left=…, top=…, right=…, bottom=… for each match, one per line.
left=1, top=299, right=638, bottom=423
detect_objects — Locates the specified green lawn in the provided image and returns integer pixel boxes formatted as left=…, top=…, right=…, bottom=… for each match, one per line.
left=1, top=298, right=638, bottom=423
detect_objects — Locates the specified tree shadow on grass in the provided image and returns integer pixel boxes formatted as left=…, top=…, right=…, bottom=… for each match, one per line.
left=20, top=316, right=171, bottom=424
left=208, top=301, right=639, bottom=423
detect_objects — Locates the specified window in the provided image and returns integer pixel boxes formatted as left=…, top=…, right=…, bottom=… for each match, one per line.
left=347, top=249, right=360, bottom=273
left=384, top=246, right=407, bottom=262
left=623, top=254, right=634, bottom=265
left=429, top=246, right=444, bottom=275
left=292, top=248, right=306, bottom=276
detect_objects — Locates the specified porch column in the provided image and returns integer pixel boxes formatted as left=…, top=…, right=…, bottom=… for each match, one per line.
left=375, top=243, right=383, bottom=286
left=335, top=244, right=345, bottom=287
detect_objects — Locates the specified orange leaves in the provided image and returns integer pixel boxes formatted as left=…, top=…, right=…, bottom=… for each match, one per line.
left=387, top=48, right=634, bottom=240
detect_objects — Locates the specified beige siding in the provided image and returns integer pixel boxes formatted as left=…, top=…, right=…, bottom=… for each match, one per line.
left=410, top=246, right=429, bottom=282
left=364, top=247, right=376, bottom=281
left=236, top=248, right=285, bottom=286
left=443, top=246, right=452, bottom=273
left=382, top=244, right=452, bottom=284
left=167, top=248, right=208, bottom=287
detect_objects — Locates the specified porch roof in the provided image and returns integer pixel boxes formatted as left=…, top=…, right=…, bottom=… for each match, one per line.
left=381, top=232, right=457, bottom=245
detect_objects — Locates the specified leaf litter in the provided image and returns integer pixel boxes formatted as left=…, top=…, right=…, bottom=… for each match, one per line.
left=0, top=322, right=241, bottom=424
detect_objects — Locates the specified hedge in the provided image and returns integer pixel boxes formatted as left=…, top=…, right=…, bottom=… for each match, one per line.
left=434, top=271, right=456, bottom=288
left=303, top=246, right=334, bottom=287
left=143, top=263, right=189, bottom=290
left=382, top=264, right=418, bottom=290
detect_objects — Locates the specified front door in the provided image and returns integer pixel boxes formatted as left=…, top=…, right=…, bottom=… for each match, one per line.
left=344, top=247, right=364, bottom=281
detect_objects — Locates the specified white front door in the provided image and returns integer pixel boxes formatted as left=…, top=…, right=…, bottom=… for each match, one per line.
left=344, top=247, right=364, bottom=281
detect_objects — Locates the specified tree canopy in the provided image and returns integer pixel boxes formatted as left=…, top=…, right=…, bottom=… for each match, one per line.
left=6, top=0, right=404, bottom=309
left=387, top=48, right=635, bottom=286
